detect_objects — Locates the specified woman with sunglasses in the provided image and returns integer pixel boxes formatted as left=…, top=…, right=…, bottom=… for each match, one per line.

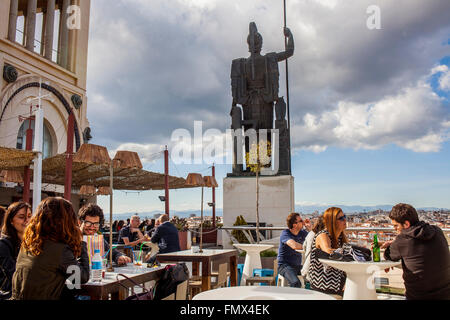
left=11, top=197, right=90, bottom=300
left=308, top=207, right=348, bottom=298
left=0, top=202, right=31, bottom=299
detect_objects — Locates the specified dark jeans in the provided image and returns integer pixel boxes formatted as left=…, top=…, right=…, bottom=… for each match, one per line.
left=278, top=264, right=302, bottom=288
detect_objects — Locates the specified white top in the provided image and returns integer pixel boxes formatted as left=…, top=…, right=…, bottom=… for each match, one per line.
left=300, top=231, right=315, bottom=279
left=319, top=259, right=401, bottom=273
left=233, top=244, right=273, bottom=252
left=192, top=286, right=336, bottom=300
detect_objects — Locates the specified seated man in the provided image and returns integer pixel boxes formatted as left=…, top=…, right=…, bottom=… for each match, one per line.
left=382, top=203, right=450, bottom=300
left=277, top=212, right=308, bottom=287
left=78, top=204, right=131, bottom=266
left=118, top=215, right=146, bottom=247
left=150, top=214, right=180, bottom=254
left=146, top=218, right=161, bottom=239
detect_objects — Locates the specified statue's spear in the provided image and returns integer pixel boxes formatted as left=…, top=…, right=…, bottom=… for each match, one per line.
left=249, top=22, right=257, bottom=80
left=283, top=0, right=292, bottom=174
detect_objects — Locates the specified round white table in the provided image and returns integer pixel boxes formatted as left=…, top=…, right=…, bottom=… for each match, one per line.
left=233, top=244, right=273, bottom=286
left=319, top=259, right=401, bottom=300
left=192, top=285, right=336, bottom=300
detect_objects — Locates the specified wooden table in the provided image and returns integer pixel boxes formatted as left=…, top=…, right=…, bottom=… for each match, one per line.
left=157, top=249, right=238, bottom=292
left=79, top=264, right=165, bottom=300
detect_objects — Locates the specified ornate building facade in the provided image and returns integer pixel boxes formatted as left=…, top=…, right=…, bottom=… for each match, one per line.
left=0, top=0, right=92, bottom=209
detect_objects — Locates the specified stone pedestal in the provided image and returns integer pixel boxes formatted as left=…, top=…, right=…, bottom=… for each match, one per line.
left=222, top=175, right=294, bottom=248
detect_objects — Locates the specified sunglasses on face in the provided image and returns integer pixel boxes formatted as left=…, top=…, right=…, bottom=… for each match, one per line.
left=337, top=215, right=347, bottom=221
left=84, top=221, right=100, bottom=227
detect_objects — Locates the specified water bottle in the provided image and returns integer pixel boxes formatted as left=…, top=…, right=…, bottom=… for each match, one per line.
left=91, top=249, right=103, bottom=282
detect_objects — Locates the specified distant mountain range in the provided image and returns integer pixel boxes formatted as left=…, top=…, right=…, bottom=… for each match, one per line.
left=294, top=204, right=448, bottom=214
left=106, top=204, right=448, bottom=220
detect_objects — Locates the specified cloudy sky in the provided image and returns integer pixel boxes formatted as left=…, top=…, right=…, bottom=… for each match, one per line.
left=85, top=0, right=450, bottom=214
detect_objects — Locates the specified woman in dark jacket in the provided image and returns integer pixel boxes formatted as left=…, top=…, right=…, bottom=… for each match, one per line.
left=0, top=205, right=6, bottom=236
left=12, top=197, right=90, bottom=300
left=0, top=201, right=31, bottom=300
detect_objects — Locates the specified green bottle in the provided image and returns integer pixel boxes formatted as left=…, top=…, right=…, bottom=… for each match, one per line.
left=373, top=234, right=381, bottom=262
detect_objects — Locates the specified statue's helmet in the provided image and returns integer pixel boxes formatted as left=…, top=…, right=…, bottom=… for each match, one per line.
left=247, top=22, right=263, bottom=53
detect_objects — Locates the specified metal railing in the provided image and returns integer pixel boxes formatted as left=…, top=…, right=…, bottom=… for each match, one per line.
left=220, top=225, right=450, bottom=245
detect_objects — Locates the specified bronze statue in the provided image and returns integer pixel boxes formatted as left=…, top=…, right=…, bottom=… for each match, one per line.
left=230, top=22, right=294, bottom=175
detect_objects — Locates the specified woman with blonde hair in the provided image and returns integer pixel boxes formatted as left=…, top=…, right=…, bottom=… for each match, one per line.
left=11, top=197, right=90, bottom=300
left=308, top=207, right=348, bottom=298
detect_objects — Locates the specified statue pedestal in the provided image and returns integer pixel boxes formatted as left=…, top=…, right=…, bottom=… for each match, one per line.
left=222, top=175, right=295, bottom=249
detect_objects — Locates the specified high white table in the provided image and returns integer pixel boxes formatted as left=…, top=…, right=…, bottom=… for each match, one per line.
left=319, top=259, right=401, bottom=300
left=233, top=244, right=273, bottom=286
left=193, top=285, right=336, bottom=300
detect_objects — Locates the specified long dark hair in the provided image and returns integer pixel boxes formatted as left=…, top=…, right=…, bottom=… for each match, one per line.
left=2, top=201, right=31, bottom=256
left=312, top=215, right=325, bottom=234
left=0, top=206, right=6, bottom=234
left=22, top=197, right=82, bottom=257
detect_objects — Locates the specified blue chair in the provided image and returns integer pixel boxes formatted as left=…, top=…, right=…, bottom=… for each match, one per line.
left=227, top=263, right=245, bottom=287
left=236, top=264, right=245, bottom=286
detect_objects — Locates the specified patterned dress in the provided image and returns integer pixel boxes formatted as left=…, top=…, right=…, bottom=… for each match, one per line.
left=308, top=229, right=346, bottom=296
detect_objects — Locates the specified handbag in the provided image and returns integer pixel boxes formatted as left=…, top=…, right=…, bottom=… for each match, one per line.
left=169, top=263, right=189, bottom=282
left=116, top=273, right=154, bottom=300
left=350, top=245, right=372, bottom=262
left=315, top=245, right=354, bottom=262
left=153, top=263, right=190, bottom=300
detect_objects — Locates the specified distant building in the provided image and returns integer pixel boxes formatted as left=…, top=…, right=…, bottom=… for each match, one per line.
left=1, top=0, right=92, bottom=213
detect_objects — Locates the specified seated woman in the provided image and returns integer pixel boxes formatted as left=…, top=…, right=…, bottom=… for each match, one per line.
left=0, top=202, right=31, bottom=300
left=0, top=205, right=6, bottom=237
left=12, top=197, right=90, bottom=300
left=301, top=215, right=325, bottom=286
left=309, top=207, right=348, bottom=298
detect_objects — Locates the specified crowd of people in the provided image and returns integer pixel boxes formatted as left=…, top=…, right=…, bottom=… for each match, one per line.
left=0, top=197, right=181, bottom=300
left=277, top=204, right=450, bottom=300
left=0, top=197, right=448, bottom=300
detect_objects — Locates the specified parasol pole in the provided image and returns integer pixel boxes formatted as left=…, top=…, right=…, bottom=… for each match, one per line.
left=164, top=146, right=169, bottom=216
left=212, top=164, right=216, bottom=229
left=283, top=0, right=292, bottom=174
left=63, top=111, right=74, bottom=200
left=28, top=78, right=52, bottom=213
left=256, top=167, right=260, bottom=243
left=199, top=186, right=204, bottom=253
left=108, top=162, right=114, bottom=271
left=22, top=106, right=34, bottom=203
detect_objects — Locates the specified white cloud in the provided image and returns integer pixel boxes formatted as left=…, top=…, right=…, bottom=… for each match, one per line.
left=110, top=143, right=165, bottom=163
left=313, top=0, right=339, bottom=9
left=85, top=0, right=450, bottom=155
left=431, top=65, right=448, bottom=74
left=439, top=68, right=450, bottom=91
left=292, top=67, right=449, bottom=153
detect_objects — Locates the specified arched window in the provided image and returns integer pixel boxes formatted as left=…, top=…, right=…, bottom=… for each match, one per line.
left=16, top=119, right=54, bottom=159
